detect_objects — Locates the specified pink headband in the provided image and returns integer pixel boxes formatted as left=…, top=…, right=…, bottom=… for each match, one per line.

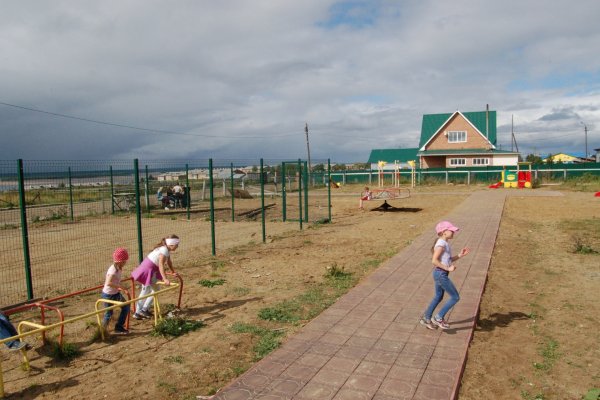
left=165, top=238, right=180, bottom=246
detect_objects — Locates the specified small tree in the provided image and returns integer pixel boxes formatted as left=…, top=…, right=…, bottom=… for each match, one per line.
left=312, top=164, right=325, bottom=172
left=545, top=154, right=554, bottom=166
left=525, top=154, right=543, bottom=165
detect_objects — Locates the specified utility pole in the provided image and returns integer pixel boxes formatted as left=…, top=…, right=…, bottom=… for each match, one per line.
left=581, top=122, right=588, bottom=160
left=305, top=122, right=312, bottom=174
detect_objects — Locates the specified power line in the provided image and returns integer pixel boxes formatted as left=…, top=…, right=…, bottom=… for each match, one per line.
left=0, top=101, right=299, bottom=139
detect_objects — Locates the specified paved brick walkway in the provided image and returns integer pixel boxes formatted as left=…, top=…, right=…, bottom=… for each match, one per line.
left=212, top=190, right=561, bottom=400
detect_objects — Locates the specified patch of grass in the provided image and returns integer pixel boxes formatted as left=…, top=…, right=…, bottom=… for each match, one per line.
left=199, top=278, right=226, bottom=287
left=533, top=337, right=560, bottom=371
left=229, top=286, right=251, bottom=296
left=164, top=355, right=184, bottom=364
left=583, top=388, right=600, bottom=400
left=325, top=263, right=352, bottom=278
left=210, top=259, right=227, bottom=272
left=258, top=299, right=302, bottom=323
left=231, top=363, right=248, bottom=377
left=520, top=390, right=546, bottom=400
left=50, top=341, right=80, bottom=361
left=324, top=264, right=356, bottom=292
left=254, top=332, right=282, bottom=359
left=157, top=381, right=178, bottom=394
left=258, top=265, right=357, bottom=324
left=570, top=235, right=598, bottom=254
left=229, top=322, right=283, bottom=360
left=151, top=317, right=205, bottom=337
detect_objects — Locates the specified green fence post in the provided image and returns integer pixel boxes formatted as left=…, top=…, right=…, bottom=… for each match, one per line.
left=185, top=164, right=190, bottom=220
left=134, top=159, right=143, bottom=264
left=230, top=163, right=235, bottom=222
left=68, top=167, right=74, bottom=221
left=145, top=165, right=150, bottom=217
left=260, top=158, right=266, bottom=243
left=209, top=159, right=216, bottom=256
left=17, top=159, right=34, bottom=300
left=110, top=165, right=115, bottom=214
left=327, top=159, right=332, bottom=223
left=298, top=159, right=303, bottom=230
left=303, top=161, right=308, bottom=222
left=281, top=162, right=287, bottom=222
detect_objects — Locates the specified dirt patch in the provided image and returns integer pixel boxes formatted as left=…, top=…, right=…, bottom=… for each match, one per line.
left=459, top=190, right=600, bottom=400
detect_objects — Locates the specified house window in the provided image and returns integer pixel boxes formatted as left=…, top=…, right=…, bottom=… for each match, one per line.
left=473, top=158, right=489, bottom=165
left=447, top=131, right=467, bottom=143
left=449, top=158, right=466, bottom=166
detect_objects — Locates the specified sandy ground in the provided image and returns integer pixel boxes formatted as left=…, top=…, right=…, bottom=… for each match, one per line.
left=1, top=184, right=599, bottom=399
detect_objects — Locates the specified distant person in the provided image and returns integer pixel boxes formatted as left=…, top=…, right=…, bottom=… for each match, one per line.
left=359, top=186, right=372, bottom=209
left=0, top=311, right=29, bottom=351
left=420, top=221, right=470, bottom=330
left=157, top=187, right=174, bottom=209
left=172, top=183, right=184, bottom=208
left=131, top=235, right=180, bottom=320
left=101, top=248, right=131, bottom=335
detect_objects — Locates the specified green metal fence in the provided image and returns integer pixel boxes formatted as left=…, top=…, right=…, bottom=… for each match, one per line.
left=0, top=158, right=332, bottom=306
left=330, top=164, right=600, bottom=186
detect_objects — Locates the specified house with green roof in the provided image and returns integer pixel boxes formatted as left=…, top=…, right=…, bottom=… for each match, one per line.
left=367, top=148, right=419, bottom=170
left=417, top=110, right=519, bottom=168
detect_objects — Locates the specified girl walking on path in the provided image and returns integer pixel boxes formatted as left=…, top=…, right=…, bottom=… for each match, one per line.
left=101, top=247, right=131, bottom=335
left=131, top=235, right=179, bottom=320
left=421, top=221, right=470, bottom=330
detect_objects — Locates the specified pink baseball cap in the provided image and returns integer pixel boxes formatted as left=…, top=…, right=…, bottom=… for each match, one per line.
left=435, top=221, right=459, bottom=234
left=113, top=247, right=129, bottom=262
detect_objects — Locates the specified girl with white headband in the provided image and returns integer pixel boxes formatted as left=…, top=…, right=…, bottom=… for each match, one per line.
left=130, top=234, right=180, bottom=320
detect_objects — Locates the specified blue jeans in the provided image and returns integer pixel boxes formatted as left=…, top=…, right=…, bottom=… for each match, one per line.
left=0, top=312, right=21, bottom=348
left=101, top=292, right=130, bottom=331
left=424, top=269, right=460, bottom=320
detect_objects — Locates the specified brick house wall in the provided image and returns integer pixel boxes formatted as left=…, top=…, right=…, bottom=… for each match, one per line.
left=425, top=114, right=493, bottom=151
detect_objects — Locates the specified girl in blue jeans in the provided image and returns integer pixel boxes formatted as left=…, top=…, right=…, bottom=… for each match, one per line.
left=421, top=221, right=470, bottom=330
left=101, top=248, right=131, bottom=335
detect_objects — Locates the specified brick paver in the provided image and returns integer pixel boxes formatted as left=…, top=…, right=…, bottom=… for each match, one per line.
left=212, top=189, right=562, bottom=400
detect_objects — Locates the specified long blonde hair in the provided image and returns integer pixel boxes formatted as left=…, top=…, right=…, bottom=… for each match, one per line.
left=154, top=234, right=179, bottom=249
left=431, top=233, right=443, bottom=253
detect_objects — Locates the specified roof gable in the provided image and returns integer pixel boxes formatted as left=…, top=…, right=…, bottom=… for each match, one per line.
left=418, top=110, right=497, bottom=148
left=367, top=148, right=419, bottom=164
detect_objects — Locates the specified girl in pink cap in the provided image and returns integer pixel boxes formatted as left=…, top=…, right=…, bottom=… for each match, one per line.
left=420, top=221, right=470, bottom=330
left=131, top=234, right=179, bottom=320
left=101, top=247, right=131, bottom=335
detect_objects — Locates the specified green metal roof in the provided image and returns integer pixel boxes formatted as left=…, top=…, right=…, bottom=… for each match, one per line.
left=367, top=148, right=419, bottom=163
left=418, top=148, right=517, bottom=156
left=418, top=111, right=497, bottom=148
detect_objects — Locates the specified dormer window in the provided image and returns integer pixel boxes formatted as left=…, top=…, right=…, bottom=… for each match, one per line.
left=447, top=131, right=467, bottom=143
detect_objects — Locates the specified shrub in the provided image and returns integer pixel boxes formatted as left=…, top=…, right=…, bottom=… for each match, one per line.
left=199, top=279, right=226, bottom=287
left=151, top=317, right=204, bottom=337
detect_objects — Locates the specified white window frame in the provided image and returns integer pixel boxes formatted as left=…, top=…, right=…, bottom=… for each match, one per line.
left=472, top=158, right=490, bottom=166
left=449, top=158, right=466, bottom=166
left=447, top=130, right=467, bottom=143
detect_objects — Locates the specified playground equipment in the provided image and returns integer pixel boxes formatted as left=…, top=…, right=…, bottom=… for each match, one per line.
left=377, top=161, right=386, bottom=187
left=0, top=282, right=181, bottom=397
left=489, top=162, right=533, bottom=189
left=360, top=187, right=411, bottom=211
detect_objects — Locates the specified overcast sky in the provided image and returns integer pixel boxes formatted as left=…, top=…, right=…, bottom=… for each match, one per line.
left=1, top=0, right=599, bottom=162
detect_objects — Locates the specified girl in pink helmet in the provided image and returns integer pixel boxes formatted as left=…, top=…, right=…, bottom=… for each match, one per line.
left=101, top=247, right=131, bottom=335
